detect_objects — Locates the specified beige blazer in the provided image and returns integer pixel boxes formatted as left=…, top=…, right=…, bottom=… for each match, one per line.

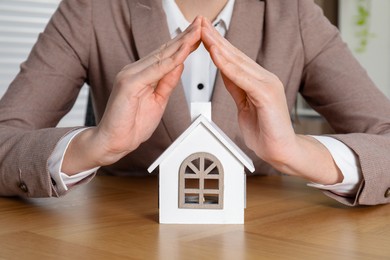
left=1, top=0, right=390, bottom=206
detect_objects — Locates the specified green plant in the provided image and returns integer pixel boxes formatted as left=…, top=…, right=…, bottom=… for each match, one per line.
left=354, top=0, right=373, bottom=53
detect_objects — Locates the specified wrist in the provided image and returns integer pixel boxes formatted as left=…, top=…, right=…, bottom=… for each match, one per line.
left=62, top=127, right=109, bottom=175
left=268, top=135, right=343, bottom=185
left=264, top=135, right=301, bottom=175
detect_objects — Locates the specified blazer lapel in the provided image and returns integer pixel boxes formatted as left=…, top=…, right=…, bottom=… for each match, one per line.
left=212, top=0, right=265, bottom=135
left=128, top=0, right=168, bottom=58
left=128, top=0, right=191, bottom=141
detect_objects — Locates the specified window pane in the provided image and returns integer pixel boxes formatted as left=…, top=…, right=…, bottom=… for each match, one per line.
left=204, top=179, right=218, bottom=189
left=185, top=165, right=196, bottom=174
left=185, top=179, right=199, bottom=189
left=184, top=193, right=199, bottom=204
left=191, top=158, right=200, bottom=170
left=204, top=194, right=219, bottom=205
left=205, top=158, right=213, bottom=169
left=207, top=166, right=219, bottom=175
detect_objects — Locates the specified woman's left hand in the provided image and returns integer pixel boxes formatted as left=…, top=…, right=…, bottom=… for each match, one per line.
left=201, top=17, right=342, bottom=185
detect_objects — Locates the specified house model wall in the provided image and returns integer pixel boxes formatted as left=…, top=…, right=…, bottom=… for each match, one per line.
left=148, top=103, right=255, bottom=224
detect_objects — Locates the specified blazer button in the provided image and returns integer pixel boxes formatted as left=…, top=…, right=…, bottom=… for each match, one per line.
left=385, top=188, right=390, bottom=198
left=19, top=182, right=28, bottom=193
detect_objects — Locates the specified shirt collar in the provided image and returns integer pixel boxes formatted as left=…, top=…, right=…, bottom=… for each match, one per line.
left=162, top=0, right=235, bottom=38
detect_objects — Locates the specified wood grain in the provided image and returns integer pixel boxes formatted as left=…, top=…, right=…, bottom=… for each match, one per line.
left=0, top=175, right=389, bottom=259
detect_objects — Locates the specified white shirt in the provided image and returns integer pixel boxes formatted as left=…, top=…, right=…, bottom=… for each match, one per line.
left=163, top=0, right=234, bottom=106
left=49, top=0, right=362, bottom=197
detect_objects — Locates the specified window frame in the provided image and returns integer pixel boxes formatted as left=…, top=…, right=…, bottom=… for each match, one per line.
left=178, top=152, right=224, bottom=209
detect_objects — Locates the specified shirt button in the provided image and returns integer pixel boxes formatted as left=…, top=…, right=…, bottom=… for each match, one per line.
left=19, top=182, right=28, bottom=193
left=197, top=83, right=204, bottom=90
left=385, top=188, right=390, bottom=198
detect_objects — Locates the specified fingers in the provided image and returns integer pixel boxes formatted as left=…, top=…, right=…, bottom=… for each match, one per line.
left=221, top=73, right=248, bottom=110
left=200, top=18, right=249, bottom=109
left=124, top=16, right=202, bottom=76
left=114, top=16, right=202, bottom=100
left=201, top=17, right=277, bottom=101
left=138, top=46, right=185, bottom=84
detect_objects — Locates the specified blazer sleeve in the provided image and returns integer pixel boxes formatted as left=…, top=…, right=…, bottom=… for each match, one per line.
left=0, top=0, right=94, bottom=197
left=298, top=0, right=390, bottom=205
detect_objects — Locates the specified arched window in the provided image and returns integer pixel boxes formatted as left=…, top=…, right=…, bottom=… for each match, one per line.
left=179, top=152, right=224, bottom=209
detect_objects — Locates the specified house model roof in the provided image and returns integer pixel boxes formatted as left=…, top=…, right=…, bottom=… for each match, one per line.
left=148, top=115, right=255, bottom=173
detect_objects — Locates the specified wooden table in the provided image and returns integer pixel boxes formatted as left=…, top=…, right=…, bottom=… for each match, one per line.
left=0, top=175, right=389, bottom=259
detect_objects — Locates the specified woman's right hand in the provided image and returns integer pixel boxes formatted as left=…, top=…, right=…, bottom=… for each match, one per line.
left=62, top=17, right=202, bottom=175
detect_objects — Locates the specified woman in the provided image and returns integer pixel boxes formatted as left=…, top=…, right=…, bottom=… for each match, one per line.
left=1, top=0, right=390, bottom=206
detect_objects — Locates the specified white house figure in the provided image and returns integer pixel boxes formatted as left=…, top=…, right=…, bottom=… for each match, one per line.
left=148, top=103, right=255, bottom=224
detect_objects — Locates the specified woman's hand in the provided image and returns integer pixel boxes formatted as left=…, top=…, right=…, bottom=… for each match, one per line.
left=201, top=18, right=342, bottom=185
left=62, top=17, right=202, bottom=175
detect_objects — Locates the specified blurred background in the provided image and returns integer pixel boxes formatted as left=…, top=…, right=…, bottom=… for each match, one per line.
left=0, top=0, right=87, bottom=127
left=0, top=0, right=389, bottom=132
left=295, top=0, right=390, bottom=134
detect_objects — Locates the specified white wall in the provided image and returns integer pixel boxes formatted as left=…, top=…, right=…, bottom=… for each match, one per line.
left=0, top=0, right=89, bottom=127
left=339, top=0, right=390, bottom=98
